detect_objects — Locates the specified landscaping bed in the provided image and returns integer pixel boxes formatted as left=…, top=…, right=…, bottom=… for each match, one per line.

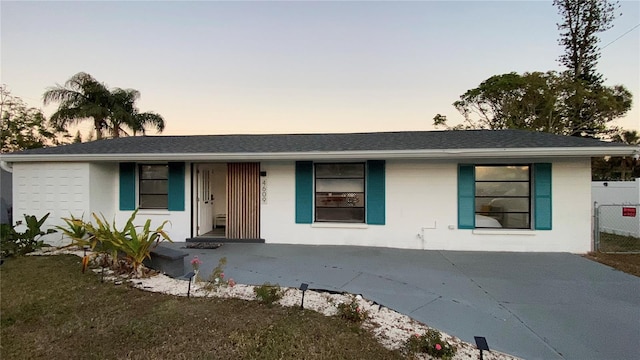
left=0, top=255, right=403, bottom=360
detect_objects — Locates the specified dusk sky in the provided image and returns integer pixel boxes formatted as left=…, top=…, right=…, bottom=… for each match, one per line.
left=2, top=1, right=638, bottom=137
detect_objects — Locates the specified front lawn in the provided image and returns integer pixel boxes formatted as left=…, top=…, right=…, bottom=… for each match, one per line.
left=597, top=232, right=640, bottom=253
left=1, top=255, right=403, bottom=360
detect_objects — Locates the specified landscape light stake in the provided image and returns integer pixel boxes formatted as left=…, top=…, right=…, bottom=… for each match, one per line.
left=185, top=271, right=196, bottom=298
left=474, top=336, right=490, bottom=360
left=299, top=283, right=309, bottom=309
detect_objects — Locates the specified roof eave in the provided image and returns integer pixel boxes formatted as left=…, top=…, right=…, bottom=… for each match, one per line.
left=1, top=146, right=637, bottom=162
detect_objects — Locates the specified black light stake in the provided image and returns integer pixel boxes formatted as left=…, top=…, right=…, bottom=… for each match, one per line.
left=299, top=283, right=309, bottom=309
left=185, top=271, right=196, bottom=298
left=474, top=336, right=490, bottom=360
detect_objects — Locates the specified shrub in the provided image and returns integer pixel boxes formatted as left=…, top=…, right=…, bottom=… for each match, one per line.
left=117, top=210, right=172, bottom=274
left=65, top=210, right=172, bottom=276
left=336, top=296, right=369, bottom=323
left=0, top=213, right=56, bottom=257
left=55, top=214, right=88, bottom=243
left=253, top=282, right=284, bottom=306
left=404, top=329, right=457, bottom=360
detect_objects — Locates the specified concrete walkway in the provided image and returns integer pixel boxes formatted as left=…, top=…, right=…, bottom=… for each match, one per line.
left=167, top=243, right=640, bottom=360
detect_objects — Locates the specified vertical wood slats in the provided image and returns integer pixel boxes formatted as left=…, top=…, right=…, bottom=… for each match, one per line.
left=226, top=163, right=260, bottom=239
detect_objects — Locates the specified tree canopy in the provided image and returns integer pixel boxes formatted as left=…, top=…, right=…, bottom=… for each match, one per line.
left=554, top=0, right=619, bottom=84
left=1, top=85, right=69, bottom=153
left=434, top=71, right=632, bottom=137
left=434, top=0, right=633, bottom=139
left=43, top=72, right=165, bottom=140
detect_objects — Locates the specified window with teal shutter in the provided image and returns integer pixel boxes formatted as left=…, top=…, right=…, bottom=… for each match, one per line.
left=534, top=163, right=552, bottom=230
left=119, top=163, right=136, bottom=211
left=366, top=160, right=385, bottom=225
left=295, top=161, right=313, bottom=223
left=168, top=162, right=185, bottom=211
left=458, top=165, right=475, bottom=229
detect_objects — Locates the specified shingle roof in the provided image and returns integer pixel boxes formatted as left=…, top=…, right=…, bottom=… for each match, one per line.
left=3, top=129, right=630, bottom=156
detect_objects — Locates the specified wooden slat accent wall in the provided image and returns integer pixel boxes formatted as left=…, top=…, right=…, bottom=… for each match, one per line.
left=226, top=163, right=260, bottom=239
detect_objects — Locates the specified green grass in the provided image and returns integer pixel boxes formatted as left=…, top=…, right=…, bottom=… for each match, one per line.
left=1, top=255, right=404, bottom=360
left=598, top=232, right=640, bottom=253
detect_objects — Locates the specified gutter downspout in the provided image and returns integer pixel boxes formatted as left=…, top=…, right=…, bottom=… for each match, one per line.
left=0, top=161, right=12, bottom=173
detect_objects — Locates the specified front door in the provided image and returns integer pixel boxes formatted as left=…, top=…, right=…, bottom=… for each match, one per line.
left=196, top=165, right=214, bottom=235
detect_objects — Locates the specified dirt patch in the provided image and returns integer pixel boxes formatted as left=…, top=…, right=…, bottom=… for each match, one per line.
left=584, top=252, right=640, bottom=277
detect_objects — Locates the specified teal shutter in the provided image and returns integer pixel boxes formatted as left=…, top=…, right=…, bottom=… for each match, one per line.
left=534, top=163, right=552, bottom=230
left=168, top=162, right=185, bottom=211
left=458, top=165, right=475, bottom=229
left=295, top=161, right=313, bottom=223
left=366, top=160, right=385, bottom=225
left=119, top=163, right=136, bottom=211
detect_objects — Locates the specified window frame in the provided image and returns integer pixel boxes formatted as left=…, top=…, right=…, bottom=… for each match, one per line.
left=314, top=162, right=366, bottom=223
left=474, top=164, right=532, bottom=229
left=138, top=164, right=169, bottom=209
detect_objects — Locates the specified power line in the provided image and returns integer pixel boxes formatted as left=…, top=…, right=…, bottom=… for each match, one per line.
left=601, top=23, right=640, bottom=50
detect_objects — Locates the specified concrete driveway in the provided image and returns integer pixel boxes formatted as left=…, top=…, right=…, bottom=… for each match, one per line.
left=168, top=243, right=640, bottom=360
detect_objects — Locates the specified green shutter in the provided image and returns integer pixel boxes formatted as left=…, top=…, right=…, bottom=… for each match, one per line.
left=119, top=162, right=136, bottom=211
left=295, top=161, right=313, bottom=223
left=168, top=162, right=185, bottom=211
left=458, top=164, right=475, bottom=229
left=366, top=160, right=385, bottom=225
left=534, top=163, right=552, bottom=230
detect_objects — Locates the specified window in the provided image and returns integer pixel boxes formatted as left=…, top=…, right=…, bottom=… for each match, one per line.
left=315, top=163, right=365, bottom=223
left=139, top=164, right=169, bottom=209
left=475, top=165, right=530, bottom=229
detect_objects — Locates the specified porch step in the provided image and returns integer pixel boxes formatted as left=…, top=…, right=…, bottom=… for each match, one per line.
left=144, top=245, right=188, bottom=278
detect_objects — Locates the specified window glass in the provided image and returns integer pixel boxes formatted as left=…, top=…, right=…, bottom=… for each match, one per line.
left=140, top=165, right=168, bottom=179
left=316, top=164, right=364, bottom=178
left=140, top=194, right=168, bottom=209
left=316, top=208, right=365, bottom=222
left=139, top=164, right=168, bottom=209
left=476, top=166, right=529, bottom=181
left=316, top=179, right=364, bottom=193
left=476, top=182, right=529, bottom=197
left=315, top=163, right=365, bottom=223
left=475, top=165, right=530, bottom=229
left=140, top=180, right=168, bottom=195
left=316, top=193, right=364, bottom=208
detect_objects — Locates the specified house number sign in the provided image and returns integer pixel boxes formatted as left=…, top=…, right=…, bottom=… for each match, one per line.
left=261, top=177, right=267, bottom=204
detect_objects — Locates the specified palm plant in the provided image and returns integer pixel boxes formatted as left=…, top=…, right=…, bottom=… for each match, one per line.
left=108, top=88, right=165, bottom=138
left=43, top=72, right=112, bottom=140
left=44, top=73, right=165, bottom=140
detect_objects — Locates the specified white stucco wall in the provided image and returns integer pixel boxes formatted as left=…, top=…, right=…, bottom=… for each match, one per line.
left=11, top=157, right=594, bottom=252
left=12, top=161, right=191, bottom=246
left=260, top=158, right=593, bottom=253
left=13, top=162, right=92, bottom=246
left=89, top=163, right=117, bottom=220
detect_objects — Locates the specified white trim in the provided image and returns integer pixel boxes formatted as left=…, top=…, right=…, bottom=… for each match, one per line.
left=136, top=211, right=171, bottom=216
left=472, top=229, right=537, bottom=236
left=1, top=146, right=638, bottom=163
left=310, top=223, right=369, bottom=229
